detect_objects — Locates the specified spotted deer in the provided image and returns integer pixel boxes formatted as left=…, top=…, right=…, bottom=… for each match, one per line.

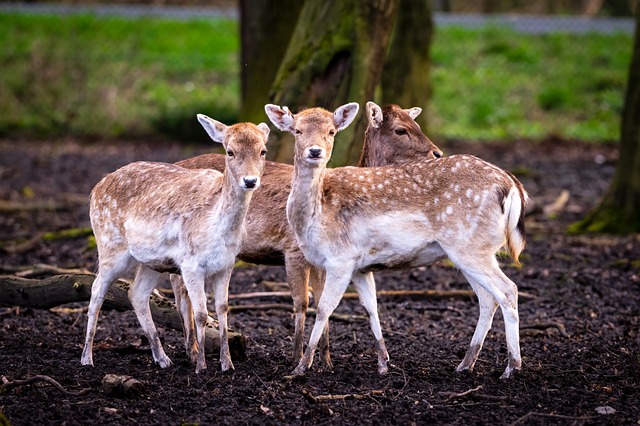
left=172, top=102, right=443, bottom=369
left=265, top=102, right=529, bottom=379
left=80, top=115, right=269, bottom=373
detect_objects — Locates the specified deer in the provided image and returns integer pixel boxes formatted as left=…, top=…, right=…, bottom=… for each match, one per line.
left=171, top=102, right=443, bottom=369
left=80, top=114, right=270, bottom=373
left=265, top=102, right=529, bottom=380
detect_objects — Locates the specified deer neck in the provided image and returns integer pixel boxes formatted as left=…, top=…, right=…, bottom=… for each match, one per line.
left=287, top=162, right=326, bottom=239
left=210, top=171, right=254, bottom=234
left=358, top=129, right=382, bottom=167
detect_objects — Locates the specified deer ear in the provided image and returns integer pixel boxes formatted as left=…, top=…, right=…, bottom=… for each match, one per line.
left=264, top=104, right=294, bottom=132
left=366, top=101, right=383, bottom=129
left=256, top=122, right=270, bottom=141
left=405, top=107, right=422, bottom=120
left=197, top=114, right=227, bottom=143
left=333, top=102, right=359, bottom=132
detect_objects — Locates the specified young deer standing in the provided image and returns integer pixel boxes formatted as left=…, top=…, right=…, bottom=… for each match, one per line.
left=265, top=103, right=528, bottom=380
left=172, top=102, right=443, bottom=369
left=81, top=115, right=269, bottom=373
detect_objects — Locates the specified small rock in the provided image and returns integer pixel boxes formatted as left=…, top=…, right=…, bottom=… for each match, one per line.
left=101, top=374, right=145, bottom=398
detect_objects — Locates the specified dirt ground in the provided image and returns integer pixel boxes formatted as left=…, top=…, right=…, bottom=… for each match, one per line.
left=0, top=137, right=638, bottom=425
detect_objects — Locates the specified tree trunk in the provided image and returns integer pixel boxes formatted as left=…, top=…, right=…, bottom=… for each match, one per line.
left=570, top=10, right=640, bottom=234
left=381, top=0, right=434, bottom=131
left=0, top=274, right=247, bottom=359
left=266, top=0, right=400, bottom=166
left=239, top=0, right=304, bottom=124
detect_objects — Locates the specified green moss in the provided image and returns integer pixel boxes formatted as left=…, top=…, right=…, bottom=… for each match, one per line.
left=42, top=228, right=94, bottom=242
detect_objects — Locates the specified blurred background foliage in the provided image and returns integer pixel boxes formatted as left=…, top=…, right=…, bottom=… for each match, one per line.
left=0, top=0, right=635, bottom=143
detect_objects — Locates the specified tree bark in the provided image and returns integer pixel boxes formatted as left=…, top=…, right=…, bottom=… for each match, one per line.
left=381, top=0, right=434, bottom=131
left=266, top=0, right=400, bottom=166
left=239, top=0, right=303, bottom=124
left=0, top=274, right=246, bottom=359
left=570, top=10, right=640, bottom=234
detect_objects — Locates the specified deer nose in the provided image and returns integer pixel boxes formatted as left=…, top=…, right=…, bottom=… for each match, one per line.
left=433, top=150, right=443, bottom=159
left=308, top=148, right=322, bottom=158
left=243, top=177, right=258, bottom=189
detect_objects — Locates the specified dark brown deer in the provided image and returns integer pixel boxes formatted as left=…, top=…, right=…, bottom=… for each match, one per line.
left=173, top=102, right=443, bottom=368
left=266, top=103, right=528, bottom=379
left=81, top=115, right=269, bottom=373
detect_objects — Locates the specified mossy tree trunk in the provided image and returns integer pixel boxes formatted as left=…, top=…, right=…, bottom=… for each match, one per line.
left=266, top=0, right=401, bottom=166
left=380, top=0, right=434, bottom=131
left=570, top=10, right=640, bottom=234
left=239, top=0, right=304, bottom=124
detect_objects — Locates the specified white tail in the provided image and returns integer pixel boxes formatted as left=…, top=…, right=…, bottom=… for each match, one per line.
left=266, top=103, right=528, bottom=379
left=174, top=102, right=443, bottom=369
left=80, top=115, right=269, bottom=373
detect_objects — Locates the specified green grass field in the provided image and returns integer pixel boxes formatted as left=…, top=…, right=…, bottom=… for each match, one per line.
left=0, top=12, right=632, bottom=143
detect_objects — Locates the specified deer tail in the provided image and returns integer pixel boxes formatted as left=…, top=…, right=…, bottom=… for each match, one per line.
left=503, top=177, right=528, bottom=266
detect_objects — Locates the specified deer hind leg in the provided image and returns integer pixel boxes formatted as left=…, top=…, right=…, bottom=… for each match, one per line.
left=81, top=251, right=135, bottom=366
left=452, top=254, right=521, bottom=379
left=284, top=252, right=310, bottom=367
left=129, top=265, right=172, bottom=368
left=352, top=271, right=389, bottom=374
left=211, top=268, right=235, bottom=372
left=456, top=278, right=499, bottom=373
left=292, top=268, right=352, bottom=376
left=169, top=274, right=197, bottom=364
left=309, top=266, right=333, bottom=369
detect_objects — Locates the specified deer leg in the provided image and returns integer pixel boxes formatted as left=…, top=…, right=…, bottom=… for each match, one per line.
left=81, top=253, right=134, bottom=366
left=453, top=255, right=521, bottom=379
left=181, top=268, right=208, bottom=373
left=129, top=265, right=172, bottom=368
left=169, top=274, right=197, bottom=363
left=291, top=269, right=351, bottom=376
left=352, top=271, right=389, bottom=374
left=284, top=253, right=310, bottom=367
left=211, top=268, right=235, bottom=372
left=309, top=266, right=333, bottom=369
left=456, top=277, right=499, bottom=373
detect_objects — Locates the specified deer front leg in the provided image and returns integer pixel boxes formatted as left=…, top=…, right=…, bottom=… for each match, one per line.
left=211, top=268, right=235, bottom=372
left=352, top=271, right=389, bottom=374
left=182, top=268, right=208, bottom=373
left=129, top=265, right=172, bottom=368
left=309, top=266, right=333, bottom=370
left=169, top=274, right=198, bottom=364
left=291, top=268, right=351, bottom=376
left=285, top=252, right=311, bottom=367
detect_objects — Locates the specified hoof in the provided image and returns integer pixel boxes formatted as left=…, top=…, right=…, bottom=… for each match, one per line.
left=157, top=356, right=173, bottom=369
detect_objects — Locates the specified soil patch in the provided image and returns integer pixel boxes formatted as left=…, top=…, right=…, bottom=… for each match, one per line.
left=1, top=138, right=639, bottom=425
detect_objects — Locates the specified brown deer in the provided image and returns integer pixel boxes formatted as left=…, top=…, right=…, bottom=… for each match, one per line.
left=81, top=115, right=269, bottom=373
left=172, top=102, right=443, bottom=369
left=265, top=102, right=528, bottom=379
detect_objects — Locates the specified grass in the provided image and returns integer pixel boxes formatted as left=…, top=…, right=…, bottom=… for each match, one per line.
left=0, top=12, right=633, bottom=143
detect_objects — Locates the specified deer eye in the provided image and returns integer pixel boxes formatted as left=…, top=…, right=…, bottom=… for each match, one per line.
left=294, top=129, right=302, bottom=135
left=227, top=150, right=235, bottom=157
left=260, top=149, right=267, bottom=156
left=395, top=128, right=408, bottom=136
left=329, top=129, right=336, bottom=136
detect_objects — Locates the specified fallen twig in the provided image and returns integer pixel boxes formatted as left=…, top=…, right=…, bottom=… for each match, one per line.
left=510, top=411, right=598, bottom=425
left=302, top=388, right=384, bottom=403
left=229, top=303, right=367, bottom=323
left=439, top=385, right=483, bottom=400
left=520, top=321, right=569, bottom=337
left=1, top=375, right=90, bottom=397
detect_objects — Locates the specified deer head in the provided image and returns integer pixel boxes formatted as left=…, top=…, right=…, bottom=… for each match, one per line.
left=264, top=103, right=359, bottom=167
left=197, top=114, right=270, bottom=190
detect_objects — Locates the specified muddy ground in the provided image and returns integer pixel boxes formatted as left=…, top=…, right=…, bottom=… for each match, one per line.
left=0, top=137, right=638, bottom=425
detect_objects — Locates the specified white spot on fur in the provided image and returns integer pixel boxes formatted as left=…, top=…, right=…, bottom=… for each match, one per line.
left=446, top=206, right=453, bottom=215
left=466, top=188, right=473, bottom=198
